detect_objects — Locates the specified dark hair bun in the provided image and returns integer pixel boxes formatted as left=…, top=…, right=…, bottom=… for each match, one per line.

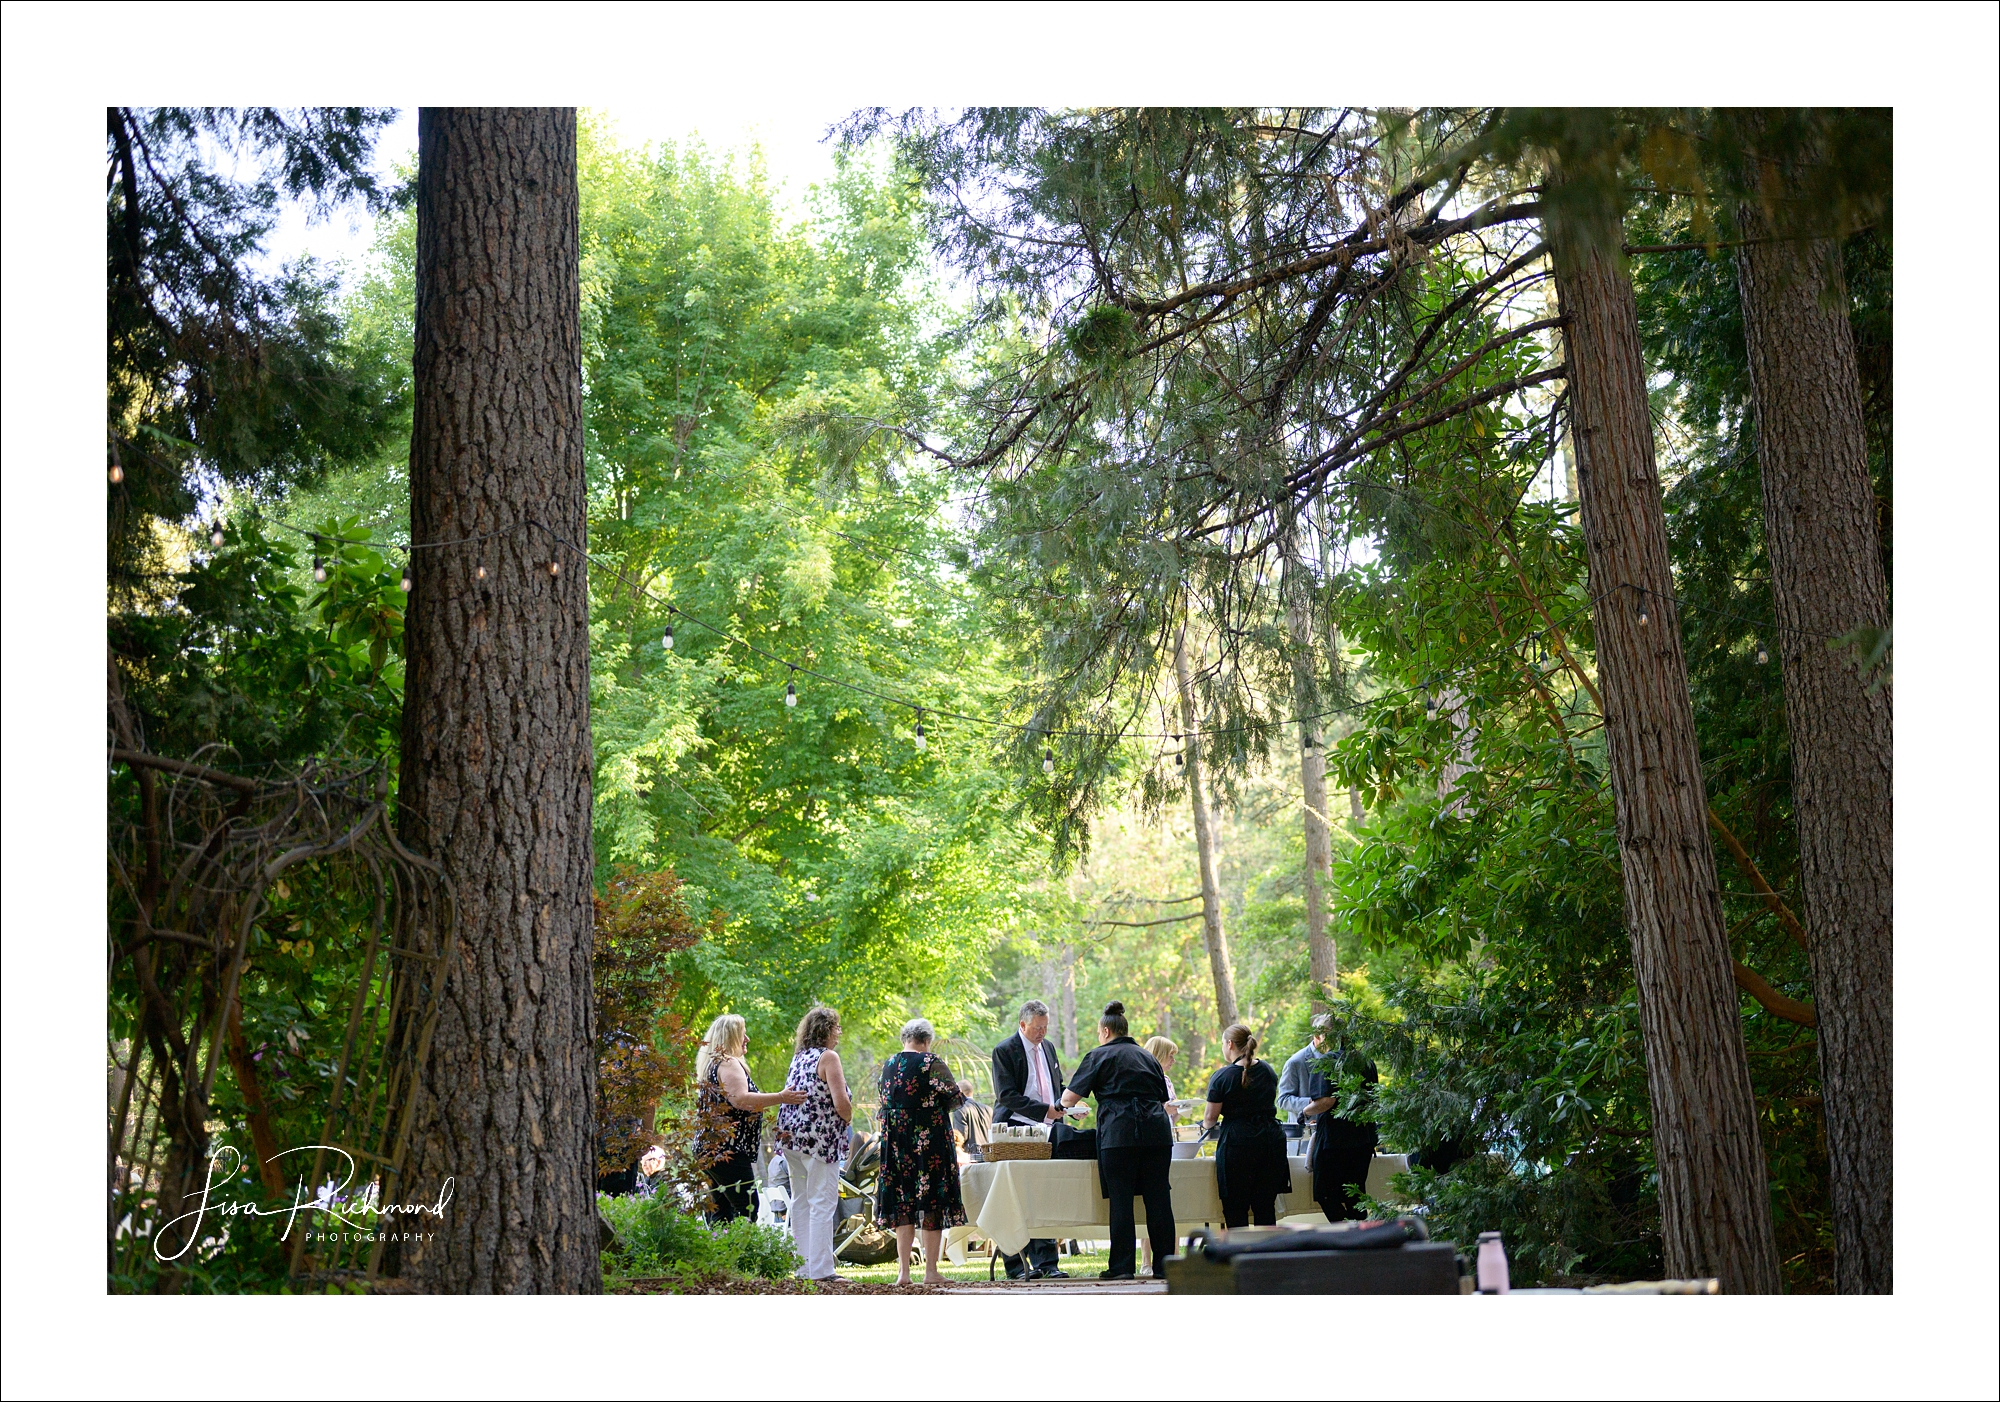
left=1103, top=1001, right=1125, bottom=1017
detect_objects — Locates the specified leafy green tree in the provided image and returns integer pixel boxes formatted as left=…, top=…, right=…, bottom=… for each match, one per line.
left=576, top=126, right=1057, bottom=1081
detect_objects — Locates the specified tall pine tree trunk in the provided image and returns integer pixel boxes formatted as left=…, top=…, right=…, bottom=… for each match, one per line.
left=1551, top=202, right=1782, bottom=1295
left=1283, top=549, right=1338, bottom=994
left=397, top=108, right=600, bottom=1294
left=1736, top=198, right=1893, bottom=1295
left=1174, top=626, right=1239, bottom=1028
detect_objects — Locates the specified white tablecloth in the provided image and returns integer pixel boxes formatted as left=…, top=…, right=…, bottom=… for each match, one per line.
left=944, top=1152, right=1409, bottom=1261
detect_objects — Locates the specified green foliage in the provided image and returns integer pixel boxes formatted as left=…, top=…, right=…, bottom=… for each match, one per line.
left=598, top=1192, right=800, bottom=1280
left=872, top=107, right=1888, bottom=1293
left=108, top=107, right=405, bottom=603
left=574, top=124, right=1057, bottom=1080
left=111, top=515, right=404, bottom=769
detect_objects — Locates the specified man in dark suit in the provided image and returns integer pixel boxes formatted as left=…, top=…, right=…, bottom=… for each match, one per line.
left=990, top=999, right=1070, bottom=1280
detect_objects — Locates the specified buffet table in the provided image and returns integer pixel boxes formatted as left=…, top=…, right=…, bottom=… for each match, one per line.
left=944, top=1153, right=1409, bottom=1262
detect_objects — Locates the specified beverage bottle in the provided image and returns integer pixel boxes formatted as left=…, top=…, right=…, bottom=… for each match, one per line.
left=1475, top=1231, right=1510, bottom=1294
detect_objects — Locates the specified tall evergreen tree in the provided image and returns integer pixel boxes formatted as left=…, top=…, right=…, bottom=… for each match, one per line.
left=1549, top=189, right=1782, bottom=1295
left=1732, top=119, right=1894, bottom=1295
left=396, top=108, right=600, bottom=1294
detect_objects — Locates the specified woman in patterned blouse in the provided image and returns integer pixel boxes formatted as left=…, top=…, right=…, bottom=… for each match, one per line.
left=773, top=1006, right=853, bottom=1280
left=874, top=1017, right=968, bottom=1286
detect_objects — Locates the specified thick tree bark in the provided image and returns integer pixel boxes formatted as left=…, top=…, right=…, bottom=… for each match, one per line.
left=1551, top=205, right=1782, bottom=1295
left=1736, top=200, right=1894, bottom=1295
left=1283, top=551, right=1337, bottom=994
left=397, top=109, right=600, bottom=1294
left=1174, top=627, right=1240, bottom=1028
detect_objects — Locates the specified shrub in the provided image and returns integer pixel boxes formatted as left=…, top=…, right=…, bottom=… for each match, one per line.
left=599, top=1192, right=799, bottom=1281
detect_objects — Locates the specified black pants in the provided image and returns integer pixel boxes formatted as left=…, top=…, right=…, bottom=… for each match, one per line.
left=1100, top=1145, right=1175, bottom=1278
left=706, top=1151, right=758, bottom=1223
left=1000, top=1237, right=1061, bottom=1278
left=1313, top=1147, right=1373, bottom=1221
left=1221, top=1191, right=1277, bottom=1228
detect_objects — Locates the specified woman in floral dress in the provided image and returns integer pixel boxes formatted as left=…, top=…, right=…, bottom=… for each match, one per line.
left=874, top=1017, right=967, bottom=1286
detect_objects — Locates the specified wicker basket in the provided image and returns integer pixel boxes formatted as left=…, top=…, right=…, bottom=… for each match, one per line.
left=984, top=1138, right=1053, bottom=1162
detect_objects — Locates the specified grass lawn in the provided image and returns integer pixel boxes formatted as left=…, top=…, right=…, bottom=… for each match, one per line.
left=836, top=1240, right=1113, bottom=1284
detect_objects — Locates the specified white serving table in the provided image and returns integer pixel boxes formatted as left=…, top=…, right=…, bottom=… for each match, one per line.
left=944, top=1153, right=1409, bottom=1262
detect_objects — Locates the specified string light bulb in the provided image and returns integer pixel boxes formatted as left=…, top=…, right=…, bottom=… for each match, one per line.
left=312, top=556, right=327, bottom=583
left=109, top=464, right=124, bottom=484
left=1756, top=645, right=1769, bottom=665
left=548, top=560, right=561, bottom=577
left=476, top=565, right=487, bottom=581
left=914, top=715, right=927, bottom=751
left=785, top=672, right=798, bottom=708
left=662, top=623, right=674, bottom=650
left=400, top=565, right=411, bottom=593
left=1302, top=731, right=1314, bottom=753
left=1636, top=601, right=1651, bottom=627
left=210, top=521, right=226, bottom=549
left=1043, top=747, right=1055, bottom=775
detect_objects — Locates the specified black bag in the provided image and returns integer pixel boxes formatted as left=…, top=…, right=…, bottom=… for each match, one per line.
left=1050, top=1123, right=1098, bottom=1160
left=1196, top=1217, right=1428, bottom=1261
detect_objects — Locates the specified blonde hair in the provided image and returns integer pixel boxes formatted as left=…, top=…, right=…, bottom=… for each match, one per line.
left=696, top=1013, right=748, bottom=1085
left=1143, top=1035, right=1179, bottom=1066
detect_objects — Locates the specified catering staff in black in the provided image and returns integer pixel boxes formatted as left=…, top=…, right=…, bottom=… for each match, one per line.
left=1203, top=1023, right=1291, bottom=1228
left=1061, top=1001, right=1175, bottom=1280
left=989, top=999, right=1070, bottom=1280
left=1278, top=1013, right=1379, bottom=1221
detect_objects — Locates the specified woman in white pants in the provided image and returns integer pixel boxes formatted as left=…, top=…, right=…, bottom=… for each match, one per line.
left=772, top=1006, right=852, bottom=1280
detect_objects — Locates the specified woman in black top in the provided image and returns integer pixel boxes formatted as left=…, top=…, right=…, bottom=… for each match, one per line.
left=1203, top=1023, right=1291, bottom=1228
left=1061, top=1002, right=1176, bottom=1279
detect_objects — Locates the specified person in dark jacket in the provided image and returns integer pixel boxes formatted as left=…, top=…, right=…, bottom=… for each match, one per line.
left=1061, top=1001, right=1175, bottom=1280
left=1202, top=1023, right=1291, bottom=1228
left=951, top=1080, right=994, bottom=1163
left=1279, top=1013, right=1380, bottom=1221
left=989, top=999, right=1071, bottom=1280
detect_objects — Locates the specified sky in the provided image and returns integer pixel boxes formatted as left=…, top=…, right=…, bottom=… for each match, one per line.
left=262, top=103, right=857, bottom=275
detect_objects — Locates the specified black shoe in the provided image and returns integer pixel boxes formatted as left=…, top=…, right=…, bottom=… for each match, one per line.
left=1040, top=1268, right=1070, bottom=1279
left=1097, top=1269, right=1137, bottom=1281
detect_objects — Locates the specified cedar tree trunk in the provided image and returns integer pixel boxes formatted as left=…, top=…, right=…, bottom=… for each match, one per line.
left=1551, top=203, right=1783, bottom=1295
left=1736, top=204, right=1894, bottom=1295
left=397, top=108, right=600, bottom=1294
left=1174, top=626, right=1240, bottom=1028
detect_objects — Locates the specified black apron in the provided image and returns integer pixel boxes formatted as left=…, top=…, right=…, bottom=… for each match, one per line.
left=1066, top=1038, right=1173, bottom=1197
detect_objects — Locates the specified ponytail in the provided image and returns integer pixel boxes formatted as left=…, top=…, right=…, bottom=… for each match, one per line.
left=1222, top=1022, right=1259, bottom=1091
